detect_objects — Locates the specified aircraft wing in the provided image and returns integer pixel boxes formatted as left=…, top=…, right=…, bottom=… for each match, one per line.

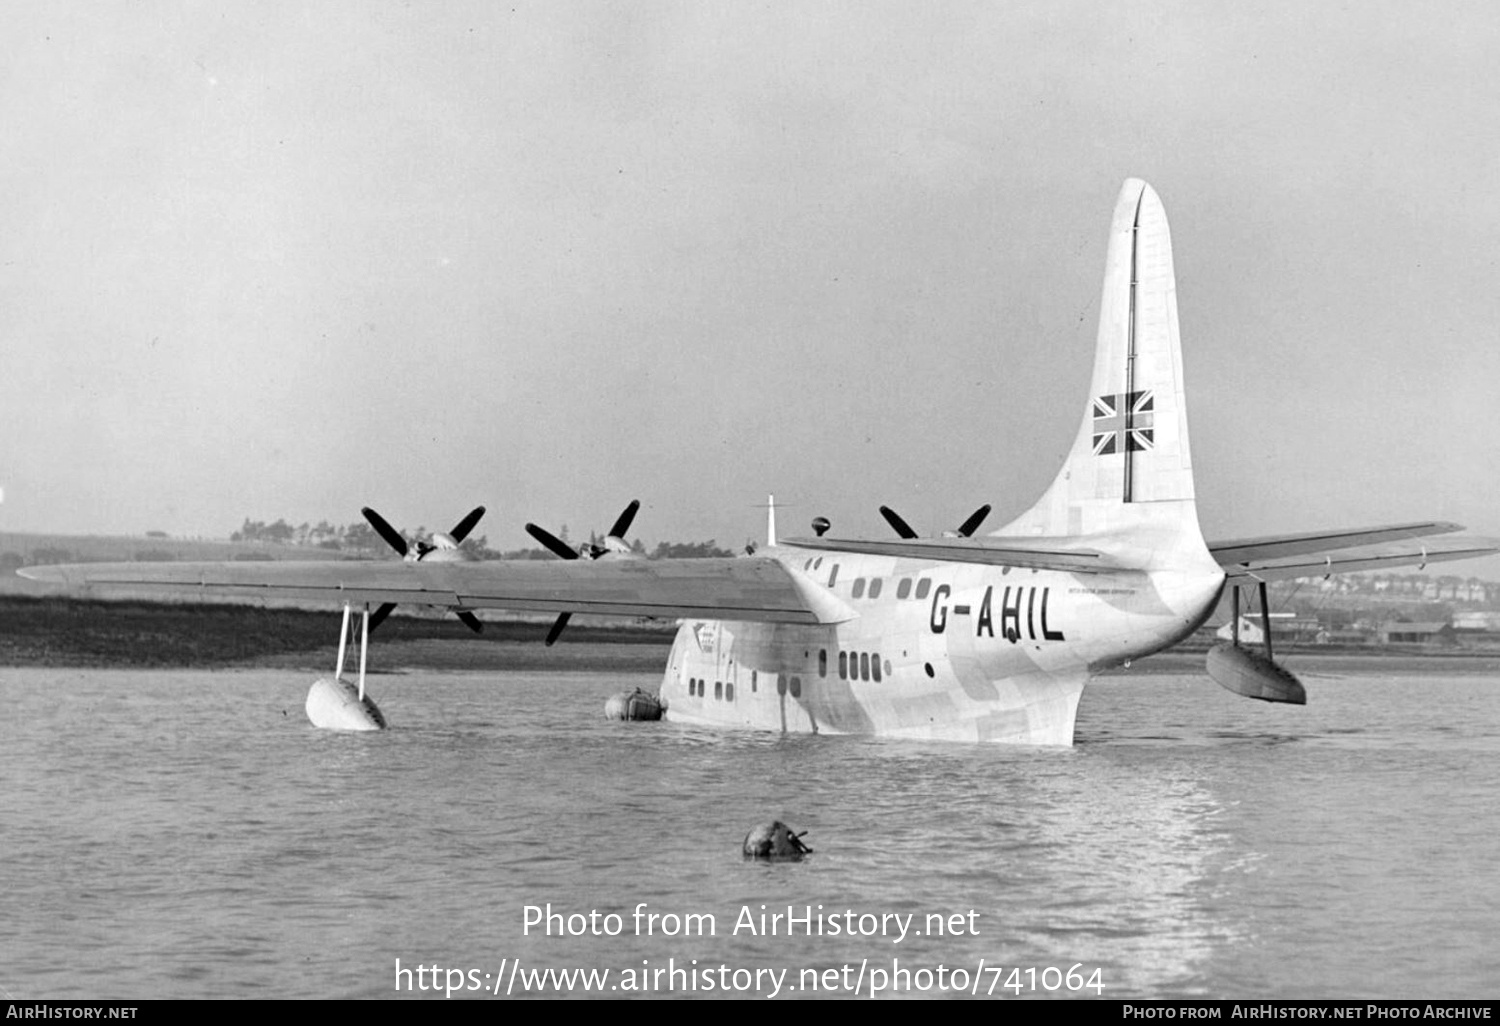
left=17, top=556, right=853, bottom=625
left=778, top=536, right=1123, bottom=574
left=1208, top=522, right=1497, bottom=581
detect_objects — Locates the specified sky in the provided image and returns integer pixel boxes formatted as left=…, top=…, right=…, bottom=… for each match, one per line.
left=3, top=1, right=1498, bottom=573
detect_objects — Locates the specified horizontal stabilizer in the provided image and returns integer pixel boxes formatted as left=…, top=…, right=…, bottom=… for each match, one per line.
left=781, top=536, right=1122, bottom=574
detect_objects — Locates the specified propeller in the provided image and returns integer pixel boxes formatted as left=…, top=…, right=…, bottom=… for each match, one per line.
left=525, top=500, right=640, bottom=645
left=878, top=504, right=991, bottom=540
left=360, top=505, right=487, bottom=634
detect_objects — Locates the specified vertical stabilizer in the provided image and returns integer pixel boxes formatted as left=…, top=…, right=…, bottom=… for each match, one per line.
left=1001, top=179, right=1199, bottom=542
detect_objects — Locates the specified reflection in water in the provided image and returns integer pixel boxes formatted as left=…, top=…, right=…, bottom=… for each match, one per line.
left=988, top=749, right=1242, bottom=996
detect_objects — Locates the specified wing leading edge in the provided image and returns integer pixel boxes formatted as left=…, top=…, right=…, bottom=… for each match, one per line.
left=18, top=556, right=855, bottom=625
left=1209, top=521, right=1497, bottom=581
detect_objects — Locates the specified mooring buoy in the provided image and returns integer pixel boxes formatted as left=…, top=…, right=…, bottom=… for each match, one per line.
left=742, top=821, right=812, bottom=861
left=604, top=687, right=665, bottom=721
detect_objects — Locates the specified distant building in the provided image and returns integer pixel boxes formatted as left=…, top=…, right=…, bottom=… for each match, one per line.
left=1454, top=611, right=1500, bottom=632
left=1377, top=622, right=1455, bottom=646
left=1216, top=613, right=1326, bottom=645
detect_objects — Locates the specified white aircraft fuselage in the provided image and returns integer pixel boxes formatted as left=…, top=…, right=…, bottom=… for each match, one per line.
left=660, top=549, right=1224, bottom=744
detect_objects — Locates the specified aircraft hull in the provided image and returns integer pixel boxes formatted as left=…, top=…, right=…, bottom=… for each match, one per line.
left=659, top=556, right=1223, bottom=745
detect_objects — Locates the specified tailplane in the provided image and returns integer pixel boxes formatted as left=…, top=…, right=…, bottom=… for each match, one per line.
left=1001, top=179, right=1201, bottom=548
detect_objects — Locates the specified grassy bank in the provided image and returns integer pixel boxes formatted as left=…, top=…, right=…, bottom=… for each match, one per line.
left=0, top=595, right=676, bottom=672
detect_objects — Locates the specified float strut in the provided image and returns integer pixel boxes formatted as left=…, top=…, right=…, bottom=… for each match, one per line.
left=336, top=602, right=352, bottom=681
left=358, top=603, right=370, bottom=702
left=1231, top=587, right=1240, bottom=646
left=1257, top=579, right=1274, bottom=663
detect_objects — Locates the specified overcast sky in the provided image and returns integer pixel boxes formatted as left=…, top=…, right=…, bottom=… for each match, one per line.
left=3, top=1, right=1497, bottom=572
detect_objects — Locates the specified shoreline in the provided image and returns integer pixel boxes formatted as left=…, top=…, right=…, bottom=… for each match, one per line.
left=4, top=595, right=1499, bottom=675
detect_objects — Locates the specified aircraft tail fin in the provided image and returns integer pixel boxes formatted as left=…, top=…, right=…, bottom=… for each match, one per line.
left=1001, top=179, right=1202, bottom=545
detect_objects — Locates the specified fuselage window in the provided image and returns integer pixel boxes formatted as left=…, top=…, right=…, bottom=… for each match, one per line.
left=777, top=674, right=787, bottom=696
left=818, top=649, right=827, bottom=677
left=872, top=654, right=882, bottom=682
left=715, top=680, right=723, bottom=699
left=814, top=557, right=823, bottom=569
left=827, top=564, right=839, bottom=587
left=884, top=658, right=893, bottom=678
left=838, top=650, right=848, bottom=679
left=860, top=652, right=870, bottom=681
left=751, top=670, right=758, bottom=692
left=851, top=578, right=865, bottom=599
left=790, top=676, right=802, bottom=699
left=868, top=578, right=882, bottom=599
left=897, top=578, right=912, bottom=599
left=726, top=682, right=734, bottom=701
left=915, top=578, right=932, bottom=600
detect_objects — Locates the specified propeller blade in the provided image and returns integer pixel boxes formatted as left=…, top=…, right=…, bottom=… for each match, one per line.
left=448, top=506, right=487, bottom=544
left=956, top=504, right=992, bottom=537
left=456, top=611, right=484, bottom=634
left=526, top=523, right=580, bottom=561
left=879, top=505, right=919, bottom=540
left=362, top=507, right=409, bottom=557
left=368, top=602, right=397, bottom=632
left=608, top=500, right=640, bottom=541
left=544, top=612, right=572, bottom=646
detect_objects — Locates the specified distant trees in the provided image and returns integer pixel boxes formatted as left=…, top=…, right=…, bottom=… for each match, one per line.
left=227, top=515, right=740, bottom=560
left=649, top=540, right=736, bottom=559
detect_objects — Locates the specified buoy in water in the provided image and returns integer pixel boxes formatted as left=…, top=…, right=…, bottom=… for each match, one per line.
left=306, top=676, right=388, bottom=731
left=742, top=821, right=813, bottom=861
left=604, top=687, right=665, bottom=721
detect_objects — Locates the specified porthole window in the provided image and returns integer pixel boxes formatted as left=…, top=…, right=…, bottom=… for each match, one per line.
left=897, top=578, right=912, bottom=599
left=869, top=579, right=882, bottom=599
left=915, top=578, right=932, bottom=599
left=790, top=676, right=802, bottom=699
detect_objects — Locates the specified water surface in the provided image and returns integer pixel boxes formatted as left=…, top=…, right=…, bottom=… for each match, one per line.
left=2, top=662, right=1497, bottom=999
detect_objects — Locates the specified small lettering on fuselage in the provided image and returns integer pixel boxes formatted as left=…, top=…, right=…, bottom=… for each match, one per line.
left=930, top=584, right=1065, bottom=642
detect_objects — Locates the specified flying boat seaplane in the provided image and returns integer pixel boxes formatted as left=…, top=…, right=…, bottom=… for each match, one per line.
left=21, top=179, right=1497, bottom=741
